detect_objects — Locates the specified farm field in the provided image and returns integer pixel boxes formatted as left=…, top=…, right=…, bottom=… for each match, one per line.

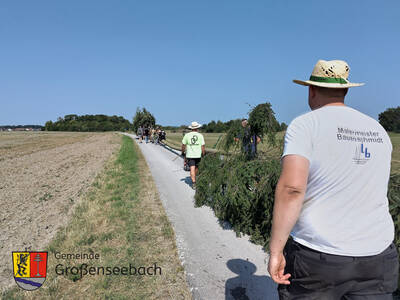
left=389, top=132, right=400, bottom=174
left=0, top=131, right=120, bottom=291
left=0, top=131, right=95, bottom=160
left=2, top=134, right=190, bottom=299
left=165, top=130, right=400, bottom=174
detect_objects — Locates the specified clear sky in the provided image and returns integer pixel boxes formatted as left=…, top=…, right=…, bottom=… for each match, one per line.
left=1, top=1, right=399, bottom=126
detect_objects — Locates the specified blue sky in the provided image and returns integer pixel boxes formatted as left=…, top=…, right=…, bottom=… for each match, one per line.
left=1, top=1, right=399, bottom=126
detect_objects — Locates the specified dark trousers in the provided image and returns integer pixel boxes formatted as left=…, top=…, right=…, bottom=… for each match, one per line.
left=278, top=239, right=399, bottom=300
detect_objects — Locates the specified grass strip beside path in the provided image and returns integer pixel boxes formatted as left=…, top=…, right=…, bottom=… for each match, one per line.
left=3, top=135, right=191, bottom=300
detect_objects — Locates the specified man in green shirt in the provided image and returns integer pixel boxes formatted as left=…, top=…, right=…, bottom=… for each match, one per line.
left=181, top=121, right=205, bottom=189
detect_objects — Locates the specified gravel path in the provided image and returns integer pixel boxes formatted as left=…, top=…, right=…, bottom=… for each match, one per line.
left=125, top=134, right=278, bottom=300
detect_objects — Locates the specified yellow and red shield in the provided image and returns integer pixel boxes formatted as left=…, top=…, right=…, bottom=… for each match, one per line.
left=12, top=251, right=48, bottom=291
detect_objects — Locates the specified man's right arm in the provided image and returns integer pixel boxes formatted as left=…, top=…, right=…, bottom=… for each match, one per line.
left=268, top=155, right=308, bottom=284
left=181, top=144, right=186, bottom=156
left=268, top=115, right=312, bottom=285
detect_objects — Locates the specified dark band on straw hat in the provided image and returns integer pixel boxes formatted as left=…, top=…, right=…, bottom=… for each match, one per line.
left=309, top=76, right=348, bottom=84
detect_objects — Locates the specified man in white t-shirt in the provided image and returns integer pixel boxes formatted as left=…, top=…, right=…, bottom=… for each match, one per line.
left=267, top=60, right=398, bottom=299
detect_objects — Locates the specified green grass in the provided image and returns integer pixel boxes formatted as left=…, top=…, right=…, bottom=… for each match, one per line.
left=2, top=135, right=190, bottom=300
left=389, top=132, right=400, bottom=174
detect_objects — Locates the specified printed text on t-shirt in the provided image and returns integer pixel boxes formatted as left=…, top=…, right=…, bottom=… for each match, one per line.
left=337, top=127, right=383, bottom=143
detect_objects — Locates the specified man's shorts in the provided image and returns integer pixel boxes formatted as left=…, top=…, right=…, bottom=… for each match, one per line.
left=278, top=238, right=399, bottom=300
left=187, top=157, right=201, bottom=167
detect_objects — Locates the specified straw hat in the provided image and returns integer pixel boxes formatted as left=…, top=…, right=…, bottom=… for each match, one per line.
left=188, top=121, right=202, bottom=129
left=293, top=60, right=364, bottom=88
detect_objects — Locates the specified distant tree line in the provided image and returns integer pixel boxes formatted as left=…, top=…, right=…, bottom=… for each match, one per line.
left=159, top=120, right=288, bottom=133
left=0, top=125, right=43, bottom=130
left=44, top=114, right=132, bottom=132
left=45, top=105, right=400, bottom=135
left=201, top=119, right=287, bottom=133
left=161, top=125, right=186, bottom=131
left=379, top=106, right=400, bottom=133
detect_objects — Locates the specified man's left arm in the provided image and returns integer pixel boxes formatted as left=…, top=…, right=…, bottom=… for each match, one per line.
left=268, top=154, right=309, bottom=285
left=181, top=135, right=187, bottom=156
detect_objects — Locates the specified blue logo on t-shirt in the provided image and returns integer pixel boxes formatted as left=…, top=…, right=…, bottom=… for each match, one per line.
left=353, top=143, right=371, bottom=164
left=361, top=143, right=370, bottom=158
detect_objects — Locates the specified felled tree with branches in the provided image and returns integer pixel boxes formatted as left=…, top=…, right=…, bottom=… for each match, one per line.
left=219, top=102, right=280, bottom=156
left=132, top=107, right=156, bottom=132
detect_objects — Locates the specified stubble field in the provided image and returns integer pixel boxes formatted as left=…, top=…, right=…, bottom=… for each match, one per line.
left=0, top=131, right=120, bottom=291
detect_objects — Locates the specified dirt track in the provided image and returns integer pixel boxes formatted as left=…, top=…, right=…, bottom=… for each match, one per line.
left=0, top=132, right=119, bottom=291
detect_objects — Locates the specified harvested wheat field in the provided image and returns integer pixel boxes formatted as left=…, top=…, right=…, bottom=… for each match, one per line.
left=0, top=131, right=120, bottom=291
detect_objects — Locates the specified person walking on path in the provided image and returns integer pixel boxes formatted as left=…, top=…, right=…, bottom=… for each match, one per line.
left=181, top=121, right=205, bottom=189
left=152, top=127, right=158, bottom=144
left=150, top=127, right=155, bottom=143
left=155, top=127, right=161, bottom=144
left=144, top=126, right=149, bottom=143
left=137, top=126, right=143, bottom=143
left=268, top=59, right=398, bottom=299
left=235, top=118, right=261, bottom=159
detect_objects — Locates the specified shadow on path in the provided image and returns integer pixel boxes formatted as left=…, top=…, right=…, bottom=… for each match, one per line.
left=180, top=176, right=193, bottom=187
left=225, top=259, right=277, bottom=300
left=159, top=141, right=181, bottom=155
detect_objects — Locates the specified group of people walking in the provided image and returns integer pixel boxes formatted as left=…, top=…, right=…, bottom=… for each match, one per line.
left=137, top=126, right=166, bottom=144
left=136, top=59, right=399, bottom=299
left=138, top=121, right=206, bottom=190
left=181, top=60, right=399, bottom=299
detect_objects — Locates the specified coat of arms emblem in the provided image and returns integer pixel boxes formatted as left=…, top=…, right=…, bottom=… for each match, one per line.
left=12, top=251, right=48, bottom=291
